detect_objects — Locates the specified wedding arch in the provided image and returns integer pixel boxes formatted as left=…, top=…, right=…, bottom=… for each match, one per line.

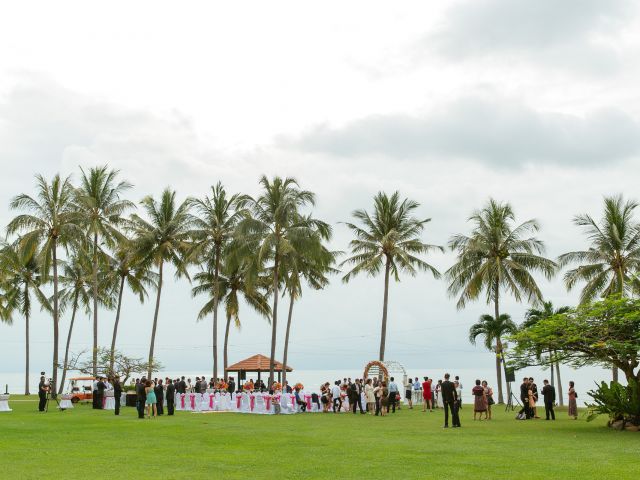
left=362, top=360, right=407, bottom=383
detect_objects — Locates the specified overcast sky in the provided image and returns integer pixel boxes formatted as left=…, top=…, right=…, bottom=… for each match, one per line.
left=1, top=0, right=639, bottom=379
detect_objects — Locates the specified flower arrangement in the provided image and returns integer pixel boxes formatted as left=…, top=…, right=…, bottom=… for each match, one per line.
left=272, top=382, right=282, bottom=391
left=243, top=383, right=253, bottom=391
left=294, top=383, right=304, bottom=391
left=216, top=381, right=228, bottom=391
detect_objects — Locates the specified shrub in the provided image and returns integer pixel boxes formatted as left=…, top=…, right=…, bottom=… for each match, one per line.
left=586, top=381, right=640, bottom=426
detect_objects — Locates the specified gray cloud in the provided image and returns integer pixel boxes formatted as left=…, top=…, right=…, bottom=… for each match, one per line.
left=286, top=96, right=640, bottom=167
left=426, top=0, right=635, bottom=73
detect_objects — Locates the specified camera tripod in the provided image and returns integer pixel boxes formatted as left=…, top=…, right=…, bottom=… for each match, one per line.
left=45, top=385, right=63, bottom=412
left=505, top=388, right=521, bottom=412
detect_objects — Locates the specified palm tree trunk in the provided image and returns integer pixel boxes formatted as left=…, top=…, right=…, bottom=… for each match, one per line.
left=379, top=257, right=391, bottom=362
left=268, top=255, right=280, bottom=386
left=51, top=239, right=60, bottom=398
left=282, top=293, right=295, bottom=387
left=58, top=295, right=78, bottom=395
left=494, top=285, right=505, bottom=404
left=555, top=353, right=564, bottom=406
left=92, top=231, right=99, bottom=377
left=212, top=244, right=221, bottom=381
left=613, top=267, right=625, bottom=382
left=24, top=299, right=30, bottom=395
left=109, top=275, right=125, bottom=375
left=147, top=261, right=163, bottom=379
left=224, top=316, right=231, bottom=382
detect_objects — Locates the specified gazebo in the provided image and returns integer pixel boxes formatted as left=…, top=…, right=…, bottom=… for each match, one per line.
left=225, top=354, right=292, bottom=385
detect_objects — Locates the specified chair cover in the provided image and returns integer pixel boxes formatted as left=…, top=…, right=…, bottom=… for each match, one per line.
left=240, top=392, right=251, bottom=413
left=58, top=394, right=74, bottom=410
left=254, top=393, right=266, bottom=414
left=0, top=395, right=11, bottom=412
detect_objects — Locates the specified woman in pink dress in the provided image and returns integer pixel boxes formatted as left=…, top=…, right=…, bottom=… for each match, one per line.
left=568, top=381, right=578, bottom=419
left=472, top=379, right=487, bottom=420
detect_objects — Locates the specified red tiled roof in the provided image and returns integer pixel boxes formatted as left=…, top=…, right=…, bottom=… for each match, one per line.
left=225, top=354, right=292, bottom=372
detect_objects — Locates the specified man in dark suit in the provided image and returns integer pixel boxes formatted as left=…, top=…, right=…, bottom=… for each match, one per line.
left=96, top=377, right=106, bottom=410
left=541, top=379, right=556, bottom=420
left=519, top=377, right=530, bottom=419
left=166, top=379, right=176, bottom=416
left=440, top=373, right=461, bottom=428
left=155, top=379, right=165, bottom=415
left=136, top=376, right=147, bottom=419
left=227, top=378, right=235, bottom=395
left=178, top=376, right=187, bottom=394
left=113, top=377, right=122, bottom=416
left=194, top=377, right=201, bottom=394
left=38, top=376, right=47, bottom=412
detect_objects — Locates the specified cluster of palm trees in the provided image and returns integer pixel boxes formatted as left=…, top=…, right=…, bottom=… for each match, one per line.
left=1, top=166, right=638, bottom=405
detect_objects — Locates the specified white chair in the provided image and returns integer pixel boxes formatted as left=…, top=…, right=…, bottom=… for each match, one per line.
left=176, top=393, right=184, bottom=411
left=240, top=393, right=251, bottom=413
left=120, top=392, right=127, bottom=406
left=279, top=393, right=295, bottom=414
left=200, top=393, right=212, bottom=411
left=58, top=394, right=74, bottom=410
left=0, top=394, right=12, bottom=412
left=254, top=393, right=266, bottom=414
left=104, top=391, right=115, bottom=410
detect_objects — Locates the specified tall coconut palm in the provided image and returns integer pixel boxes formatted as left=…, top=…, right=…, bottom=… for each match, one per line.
left=558, top=195, right=640, bottom=382
left=190, top=182, right=249, bottom=381
left=342, top=191, right=442, bottom=362
left=238, top=176, right=324, bottom=384
left=446, top=199, right=556, bottom=403
left=75, top=166, right=133, bottom=377
left=469, top=313, right=518, bottom=399
left=7, top=174, right=81, bottom=396
left=104, top=240, right=157, bottom=375
left=281, top=233, right=338, bottom=386
left=57, top=250, right=94, bottom=394
left=0, top=241, right=51, bottom=394
left=523, top=301, right=570, bottom=406
left=192, top=255, right=271, bottom=381
left=128, top=188, right=194, bottom=378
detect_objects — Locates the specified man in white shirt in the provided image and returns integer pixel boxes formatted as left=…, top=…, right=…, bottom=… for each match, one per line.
left=331, top=381, right=342, bottom=413
left=387, top=377, right=399, bottom=413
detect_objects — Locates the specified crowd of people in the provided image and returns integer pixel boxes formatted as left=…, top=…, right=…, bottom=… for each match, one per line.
left=68, top=372, right=579, bottom=426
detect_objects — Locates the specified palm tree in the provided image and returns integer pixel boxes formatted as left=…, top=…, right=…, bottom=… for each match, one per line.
left=523, top=301, right=570, bottom=406
left=342, top=191, right=442, bottom=362
left=238, top=176, right=324, bottom=385
left=128, top=188, right=194, bottom=378
left=190, top=182, right=249, bottom=381
left=75, top=166, right=133, bottom=377
left=558, top=195, right=640, bottom=382
left=104, top=240, right=157, bottom=375
left=446, top=199, right=556, bottom=403
left=0, top=241, right=51, bottom=394
left=469, top=313, right=518, bottom=401
left=281, top=233, right=338, bottom=386
left=57, top=250, right=94, bottom=394
left=7, top=174, right=81, bottom=396
left=192, top=255, right=271, bottom=381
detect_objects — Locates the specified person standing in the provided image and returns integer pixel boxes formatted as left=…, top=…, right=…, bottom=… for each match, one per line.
left=472, top=380, right=486, bottom=421
left=519, top=377, right=530, bottom=419
left=404, top=378, right=413, bottom=409
left=529, top=377, right=539, bottom=419
left=227, top=377, right=236, bottom=395
left=96, top=377, right=106, bottom=410
left=541, top=379, right=555, bottom=420
left=136, top=376, right=147, bottom=419
left=92, top=378, right=99, bottom=409
left=568, top=381, right=578, bottom=420
left=422, top=377, right=432, bottom=412
left=38, top=376, right=47, bottom=412
left=113, top=377, right=122, bottom=416
left=364, top=379, right=375, bottom=414
left=178, top=376, right=187, bottom=394
left=440, top=373, right=460, bottom=428
left=331, top=381, right=342, bottom=413
left=387, top=377, right=399, bottom=413
left=482, top=380, right=493, bottom=420
left=166, top=379, right=176, bottom=416
left=379, top=382, right=389, bottom=417
left=155, top=379, right=164, bottom=416
left=145, top=380, right=157, bottom=419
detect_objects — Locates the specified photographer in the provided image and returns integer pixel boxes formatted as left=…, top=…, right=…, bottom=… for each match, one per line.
left=38, top=376, right=47, bottom=412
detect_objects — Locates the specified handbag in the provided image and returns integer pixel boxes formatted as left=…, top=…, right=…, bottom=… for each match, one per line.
left=488, top=395, right=495, bottom=405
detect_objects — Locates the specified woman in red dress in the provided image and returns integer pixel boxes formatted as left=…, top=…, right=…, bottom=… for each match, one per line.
left=421, top=377, right=432, bottom=412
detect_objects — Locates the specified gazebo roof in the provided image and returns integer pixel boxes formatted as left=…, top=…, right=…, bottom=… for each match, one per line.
left=225, top=354, right=292, bottom=372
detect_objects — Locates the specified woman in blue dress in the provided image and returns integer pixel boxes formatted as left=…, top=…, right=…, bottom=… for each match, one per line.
left=145, top=380, right=157, bottom=418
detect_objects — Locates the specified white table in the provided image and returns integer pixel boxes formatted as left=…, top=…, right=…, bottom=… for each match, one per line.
left=0, top=394, right=11, bottom=412
left=59, top=395, right=74, bottom=409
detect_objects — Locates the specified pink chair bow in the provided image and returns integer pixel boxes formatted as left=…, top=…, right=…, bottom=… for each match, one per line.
left=190, top=394, right=196, bottom=410
left=265, top=396, right=271, bottom=410
left=180, top=394, right=185, bottom=409
left=236, top=395, right=242, bottom=409
left=250, top=394, right=255, bottom=411
left=305, top=394, right=312, bottom=411
left=209, top=394, right=215, bottom=409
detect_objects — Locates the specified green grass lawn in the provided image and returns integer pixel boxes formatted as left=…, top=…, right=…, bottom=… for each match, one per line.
left=0, top=396, right=637, bottom=479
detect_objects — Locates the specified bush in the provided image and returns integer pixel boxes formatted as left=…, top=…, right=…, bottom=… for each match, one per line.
left=586, top=381, right=640, bottom=426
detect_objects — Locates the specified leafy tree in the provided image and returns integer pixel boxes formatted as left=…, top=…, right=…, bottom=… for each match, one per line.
left=446, top=198, right=556, bottom=403
left=0, top=241, right=51, bottom=394
left=238, top=176, right=323, bottom=384
left=192, top=254, right=271, bottom=381
left=75, top=165, right=133, bottom=377
left=342, top=191, right=442, bottom=362
left=128, top=188, right=194, bottom=378
left=469, top=313, right=518, bottom=401
left=104, top=239, right=157, bottom=374
left=559, top=195, right=640, bottom=382
left=512, top=295, right=640, bottom=413
left=190, top=182, right=248, bottom=380
left=523, top=301, right=570, bottom=405
left=67, top=347, right=162, bottom=386
left=7, top=174, right=81, bottom=396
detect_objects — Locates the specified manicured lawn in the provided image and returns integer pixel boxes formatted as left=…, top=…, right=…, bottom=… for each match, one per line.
left=0, top=396, right=637, bottom=479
